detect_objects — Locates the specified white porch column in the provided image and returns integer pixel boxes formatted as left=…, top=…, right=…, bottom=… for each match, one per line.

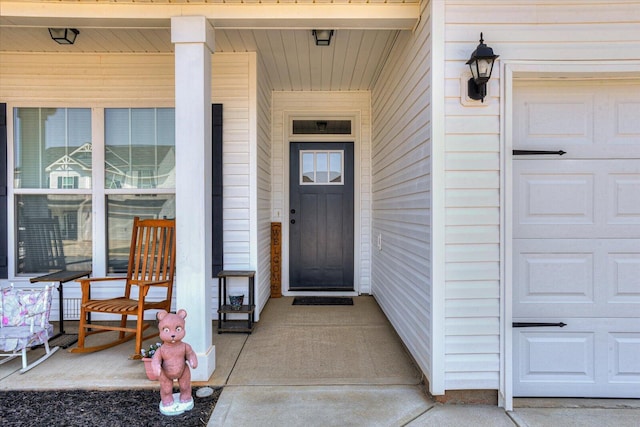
left=171, top=16, right=215, bottom=381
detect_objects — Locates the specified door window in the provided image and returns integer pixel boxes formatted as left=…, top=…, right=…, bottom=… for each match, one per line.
left=300, top=150, right=343, bottom=185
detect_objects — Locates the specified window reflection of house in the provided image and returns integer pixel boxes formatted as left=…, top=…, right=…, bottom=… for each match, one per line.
left=44, top=143, right=92, bottom=189
left=105, top=145, right=175, bottom=189
left=44, top=143, right=175, bottom=190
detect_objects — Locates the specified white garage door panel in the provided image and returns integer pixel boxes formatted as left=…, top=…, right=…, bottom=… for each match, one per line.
left=609, top=173, right=640, bottom=225
left=514, top=160, right=640, bottom=238
left=514, top=318, right=640, bottom=397
left=514, top=239, right=640, bottom=317
left=515, top=81, right=640, bottom=159
left=609, top=332, right=640, bottom=384
left=513, top=80, right=640, bottom=398
left=516, top=330, right=595, bottom=382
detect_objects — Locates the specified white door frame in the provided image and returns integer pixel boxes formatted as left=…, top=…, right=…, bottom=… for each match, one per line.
left=282, top=111, right=361, bottom=296
left=499, top=60, right=640, bottom=410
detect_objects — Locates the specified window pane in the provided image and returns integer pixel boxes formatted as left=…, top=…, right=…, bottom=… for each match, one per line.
left=330, top=152, right=342, bottom=183
left=106, top=195, right=175, bottom=273
left=14, top=108, right=92, bottom=189
left=105, top=108, right=175, bottom=189
left=16, top=195, right=92, bottom=274
left=302, top=152, right=314, bottom=183
left=316, top=153, right=328, bottom=183
left=300, top=150, right=344, bottom=186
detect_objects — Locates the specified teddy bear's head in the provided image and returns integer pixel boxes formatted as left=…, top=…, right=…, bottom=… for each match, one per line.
left=157, top=309, right=187, bottom=344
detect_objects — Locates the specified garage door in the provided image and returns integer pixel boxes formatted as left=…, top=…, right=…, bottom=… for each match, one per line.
left=512, top=80, right=640, bottom=397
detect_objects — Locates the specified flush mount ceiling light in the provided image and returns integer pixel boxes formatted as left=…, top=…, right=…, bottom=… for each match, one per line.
left=465, top=33, right=499, bottom=102
left=48, top=28, right=79, bottom=45
left=312, top=30, right=334, bottom=46
left=316, top=121, right=328, bottom=132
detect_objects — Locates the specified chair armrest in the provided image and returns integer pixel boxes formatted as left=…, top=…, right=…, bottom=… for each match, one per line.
left=75, top=277, right=128, bottom=299
left=135, top=279, right=172, bottom=287
left=75, top=277, right=127, bottom=284
left=134, top=280, right=173, bottom=297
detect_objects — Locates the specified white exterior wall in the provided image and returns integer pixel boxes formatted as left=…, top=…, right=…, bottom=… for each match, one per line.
left=255, top=52, right=273, bottom=312
left=442, top=0, right=640, bottom=392
left=371, top=0, right=433, bottom=387
left=0, top=51, right=258, bottom=319
left=271, top=91, right=371, bottom=294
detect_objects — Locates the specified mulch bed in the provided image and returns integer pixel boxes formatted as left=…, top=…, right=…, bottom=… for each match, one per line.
left=0, top=387, right=221, bottom=427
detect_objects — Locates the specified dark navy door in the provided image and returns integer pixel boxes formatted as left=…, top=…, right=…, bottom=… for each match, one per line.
left=289, top=142, right=354, bottom=290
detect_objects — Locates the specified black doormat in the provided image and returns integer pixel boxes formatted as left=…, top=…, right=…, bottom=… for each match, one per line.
left=292, top=296, right=353, bottom=306
left=0, top=386, right=221, bottom=427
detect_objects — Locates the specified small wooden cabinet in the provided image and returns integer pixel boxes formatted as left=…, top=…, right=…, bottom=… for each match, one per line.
left=217, top=270, right=255, bottom=333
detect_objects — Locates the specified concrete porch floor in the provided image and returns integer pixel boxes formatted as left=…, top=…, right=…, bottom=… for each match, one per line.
left=1, top=296, right=639, bottom=426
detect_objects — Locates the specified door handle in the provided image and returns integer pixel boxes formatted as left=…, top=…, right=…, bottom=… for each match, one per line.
left=290, top=219, right=296, bottom=224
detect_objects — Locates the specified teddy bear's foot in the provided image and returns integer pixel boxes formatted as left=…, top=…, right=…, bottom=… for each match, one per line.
left=159, top=392, right=192, bottom=416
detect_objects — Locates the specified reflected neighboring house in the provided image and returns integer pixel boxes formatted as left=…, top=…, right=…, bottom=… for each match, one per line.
left=105, top=145, right=175, bottom=189
left=45, top=142, right=92, bottom=190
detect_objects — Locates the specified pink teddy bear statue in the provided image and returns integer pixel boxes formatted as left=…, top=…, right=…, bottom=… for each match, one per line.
left=152, top=309, right=198, bottom=416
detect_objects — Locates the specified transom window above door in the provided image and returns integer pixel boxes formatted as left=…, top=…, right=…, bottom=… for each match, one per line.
left=300, top=150, right=344, bottom=185
left=292, top=120, right=351, bottom=135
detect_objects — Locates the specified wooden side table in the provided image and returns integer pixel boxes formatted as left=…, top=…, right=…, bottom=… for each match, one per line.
left=217, top=270, right=255, bottom=333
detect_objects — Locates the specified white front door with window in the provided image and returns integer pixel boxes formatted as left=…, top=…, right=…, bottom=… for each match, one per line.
left=512, top=80, right=640, bottom=397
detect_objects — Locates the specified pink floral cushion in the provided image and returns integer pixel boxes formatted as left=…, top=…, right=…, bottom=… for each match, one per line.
left=0, top=286, right=53, bottom=351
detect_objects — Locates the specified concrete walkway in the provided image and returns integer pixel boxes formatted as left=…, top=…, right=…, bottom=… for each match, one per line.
left=206, top=296, right=640, bottom=426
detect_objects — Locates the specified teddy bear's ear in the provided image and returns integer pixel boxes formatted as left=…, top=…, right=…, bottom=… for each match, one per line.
left=177, top=309, right=187, bottom=319
left=156, top=310, right=169, bottom=321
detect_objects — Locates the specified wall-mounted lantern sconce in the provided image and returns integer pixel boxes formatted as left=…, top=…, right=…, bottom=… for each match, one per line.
left=465, top=33, right=499, bottom=102
left=48, top=28, right=80, bottom=45
left=312, top=30, right=334, bottom=46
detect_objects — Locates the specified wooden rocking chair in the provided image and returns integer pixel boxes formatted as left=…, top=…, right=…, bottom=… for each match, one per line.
left=70, top=217, right=176, bottom=358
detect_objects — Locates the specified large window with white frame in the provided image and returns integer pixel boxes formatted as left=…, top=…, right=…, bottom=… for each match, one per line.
left=104, top=108, right=175, bottom=273
left=12, top=107, right=175, bottom=276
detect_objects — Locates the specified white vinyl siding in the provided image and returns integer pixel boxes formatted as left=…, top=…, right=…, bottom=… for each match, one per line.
left=443, top=0, right=640, bottom=392
left=271, top=91, right=371, bottom=294
left=0, top=51, right=256, bottom=319
left=371, top=0, right=432, bottom=385
left=255, top=52, right=273, bottom=314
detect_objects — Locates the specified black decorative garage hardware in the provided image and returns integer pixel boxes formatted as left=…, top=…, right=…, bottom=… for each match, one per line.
left=513, top=150, right=566, bottom=156
left=513, top=322, right=567, bottom=328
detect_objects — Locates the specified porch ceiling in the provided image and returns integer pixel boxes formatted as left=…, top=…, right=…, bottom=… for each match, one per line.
left=0, top=1, right=420, bottom=91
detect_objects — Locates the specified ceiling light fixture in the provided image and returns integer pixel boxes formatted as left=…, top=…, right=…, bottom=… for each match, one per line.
left=48, top=28, right=80, bottom=45
left=312, top=30, right=334, bottom=46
